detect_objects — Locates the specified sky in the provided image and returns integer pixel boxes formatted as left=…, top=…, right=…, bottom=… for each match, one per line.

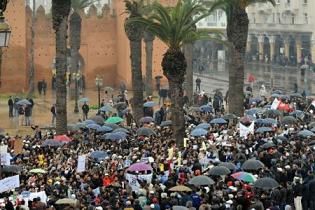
left=27, top=0, right=110, bottom=11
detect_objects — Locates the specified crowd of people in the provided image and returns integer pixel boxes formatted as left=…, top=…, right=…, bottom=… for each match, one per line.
left=7, top=97, right=35, bottom=126
left=1, top=84, right=315, bottom=210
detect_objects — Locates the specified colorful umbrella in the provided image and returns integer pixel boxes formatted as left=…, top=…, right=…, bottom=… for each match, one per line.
left=127, top=163, right=153, bottom=172
left=105, top=117, right=124, bottom=124
left=143, top=101, right=157, bottom=108
left=169, top=185, right=192, bottom=192
left=53, top=135, right=72, bottom=142
left=190, top=128, right=207, bottom=137
left=231, top=172, right=257, bottom=183
left=30, top=168, right=47, bottom=174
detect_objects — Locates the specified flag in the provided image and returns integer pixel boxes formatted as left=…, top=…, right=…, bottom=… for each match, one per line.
left=271, top=98, right=280, bottom=110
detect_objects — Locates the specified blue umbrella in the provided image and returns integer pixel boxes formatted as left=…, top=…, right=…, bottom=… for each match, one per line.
left=161, top=120, right=172, bottom=127
left=191, top=128, right=208, bottom=137
left=16, top=99, right=31, bottom=106
left=298, top=130, right=314, bottom=138
left=249, top=98, right=261, bottom=104
left=140, top=116, right=154, bottom=124
left=113, top=128, right=130, bottom=134
left=79, top=98, right=89, bottom=103
left=83, top=120, right=96, bottom=125
left=264, top=105, right=271, bottom=109
left=96, top=126, right=113, bottom=133
left=210, top=118, right=227, bottom=124
left=290, top=110, right=304, bottom=118
left=263, top=118, right=277, bottom=125
left=136, top=127, right=156, bottom=136
left=245, top=108, right=263, bottom=116
left=255, top=119, right=267, bottom=125
left=143, top=101, right=157, bottom=108
left=104, top=132, right=127, bottom=140
left=90, top=151, right=108, bottom=160
left=75, top=123, right=86, bottom=129
left=42, top=139, right=65, bottom=147
left=86, top=124, right=101, bottom=130
left=99, top=104, right=114, bottom=112
left=256, top=127, right=273, bottom=133
left=196, top=123, right=210, bottom=129
left=271, top=93, right=280, bottom=98
left=199, top=105, right=213, bottom=113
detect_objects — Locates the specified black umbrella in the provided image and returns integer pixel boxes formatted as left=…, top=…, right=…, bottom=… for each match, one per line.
left=113, top=128, right=130, bottom=134
left=276, top=136, right=288, bottom=142
left=2, top=165, right=23, bottom=173
left=242, top=159, right=265, bottom=170
left=282, top=116, right=297, bottom=125
left=261, top=141, right=276, bottom=149
left=136, top=127, right=156, bottom=136
left=90, top=116, right=105, bottom=126
left=254, top=177, right=279, bottom=190
left=208, top=166, right=230, bottom=176
left=189, top=175, right=215, bottom=186
left=161, top=120, right=172, bottom=127
left=218, top=162, right=236, bottom=171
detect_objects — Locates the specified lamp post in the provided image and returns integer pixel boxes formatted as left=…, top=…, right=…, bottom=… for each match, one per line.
left=0, top=0, right=10, bottom=179
left=74, top=72, right=80, bottom=113
left=95, top=75, right=103, bottom=109
left=0, top=0, right=11, bottom=88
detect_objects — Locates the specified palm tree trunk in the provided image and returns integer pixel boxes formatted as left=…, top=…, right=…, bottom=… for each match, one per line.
left=226, top=7, right=249, bottom=116
left=130, top=40, right=144, bottom=124
left=52, top=0, right=71, bottom=134
left=184, top=43, right=193, bottom=104
left=169, top=78, right=185, bottom=147
left=144, top=31, right=154, bottom=97
left=28, top=0, right=36, bottom=95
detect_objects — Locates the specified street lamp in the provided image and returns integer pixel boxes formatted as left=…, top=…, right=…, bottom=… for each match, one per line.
left=95, top=75, right=103, bottom=109
left=0, top=1, right=11, bottom=88
left=74, top=72, right=80, bottom=113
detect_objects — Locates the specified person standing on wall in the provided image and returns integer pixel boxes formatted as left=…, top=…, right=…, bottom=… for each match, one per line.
left=51, top=104, right=56, bottom=125
left=195, top=78, right=201, bottom=92
left=8, top=96, right=13, bottom=118
left=82, top=102, right=90, bottom=120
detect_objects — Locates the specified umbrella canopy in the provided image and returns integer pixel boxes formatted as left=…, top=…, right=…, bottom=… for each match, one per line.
left=105, top=117, right=124, bottom=124
left=137, top=127, right=156, bottom=136
left=78, top=97, right=89, bottom=103
left=290, top=93, right=303, bottom=98
left=249, top=98, right=262, bottom=104
left=290, top=110, right=304, bottom=118
left=245, top=108, right=263, bottom=116
left=90, top=116, right=105, bottom=125
left=189, top=175, right=215, bottom=186
left=75, top=123, right=86, bottom=129
left=169, top=185, right=192, bottom=192
left=308, top=140, right=315, bottom=146
left=86, top=124, right=101, bottom=130
left=104, top=132, right=127, bottom=140
left=2, top=165, right=22, bottom=173
left=99, top=104, right=114, bottom=113
left=209, top=118, right=227, bottom=124
left=97, top=126, right=113, bottom=133
left=272, top=90, right=283, bottom=95
left=104, top=123, right=120, bottom=130
left=127, top=162, right=153, bottom=172
left=263, top=109, right=281, bottom=117
left=218, top=162, right=236, bottom=171
left=190, top=128, right=208, bottom=137
left=55, top=198, right=78, bottom=205
left=282, top=116, right=297, bottom=125
left=242, top=159, right=265, bottom=170
left=264, top=118, right=278, bottom=125
left=308, top=122, right=315, bottom=128
left=196, top=123, right=210, bottom=130
left=222, top=114, right=237, bottom=120
left=42, top=139, right=65, bottom=147
left=256, top=127, right=273, bottom=133
left=29, top=168, right=47, bottom=174
left=143, top=101, right=157, bottom=108
left=140, top=116, right=154, bottom=124
left=83, top=120, right=96, bottom=125
left=254, top=177, right=279, bottom=190
left=261, top=141, right=276, bottom=149
left=199, top=105, right=213, bottom=113
left=16, top=99, right=31, bottom=106
left=231, top=172, right=257, bottom=183
left=53, top=135, right=72, bottom=142
left=161, top=120, right=172, bottom=127
left=208, top=166, right=230, bottom=176
left=298, top=130, right=315, bottom=138
left=90, top=151, right=108, bottom=160
left=113, top=128, right=130, bottom=134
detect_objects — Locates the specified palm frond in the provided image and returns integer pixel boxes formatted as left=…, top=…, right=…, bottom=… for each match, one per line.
left=71, top=0, right=96, bottom=11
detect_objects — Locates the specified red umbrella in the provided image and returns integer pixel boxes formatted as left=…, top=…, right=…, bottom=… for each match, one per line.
left=53, top=135, right=72, bottom=142
left=277, top=102, right=290, bottom=112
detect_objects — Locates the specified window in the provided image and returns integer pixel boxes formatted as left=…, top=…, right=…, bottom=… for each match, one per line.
left=305, top=13, right=308, bottom=24
left=277, top=13, right=281, bottom=23
left=291, top=14, right=295, bottom=24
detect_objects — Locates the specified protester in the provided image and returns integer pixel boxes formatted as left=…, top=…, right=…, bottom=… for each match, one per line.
left=82, top=102, right=90, bottom=120
left=8, top=96, right=13, bottom=118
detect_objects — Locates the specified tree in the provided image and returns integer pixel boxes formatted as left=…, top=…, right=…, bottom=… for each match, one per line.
left=129, top=0, right=211, bottom=146
left=28, top=0, right=36, bottom=96
left=210, top=0, right=275, bottom=116
left=124, top=0, right=145, bottom=124
left=144, top=31, right=154, bottom=97
left=52, top=0, right=71, bottom=134
left=69, top=0, right=95, bottom=100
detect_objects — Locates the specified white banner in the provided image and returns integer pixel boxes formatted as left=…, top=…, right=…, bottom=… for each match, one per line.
left=20, top=191, right=47, bottom=204
left=0, top=175, right=20, bottom=193
left=271, top=98, right=280, bottom=110
left=77, top=155, right=86, bottom=173
left=0, top=153, right=10, bottom=166
left=125, top=173, right=153, bottom=192
left=0, top=145, right=8, bottom=153
left=240, top=122, right=254, bottom=139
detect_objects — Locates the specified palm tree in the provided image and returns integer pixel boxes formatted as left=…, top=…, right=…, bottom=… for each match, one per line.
left=144, top=31, right=155, bottom=97
left=128, top=0, right=211, bottom=146
left=52, top=0, right=71, bottom=135
left=210, top=0, right=275, bottom=116
left=69, top=0, right=95, bottom=101
left=124, top=0, right=145, bottom=124
left=28, top=0, right=36, bottom=96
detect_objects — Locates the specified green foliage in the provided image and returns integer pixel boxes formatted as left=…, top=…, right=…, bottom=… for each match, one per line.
left=128, top=0, right=215, bottom=50
left=71, top=0, right=96, bottom=11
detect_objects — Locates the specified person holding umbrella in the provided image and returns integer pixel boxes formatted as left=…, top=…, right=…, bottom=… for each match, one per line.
left=82, top=102, right=90, bottom=120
